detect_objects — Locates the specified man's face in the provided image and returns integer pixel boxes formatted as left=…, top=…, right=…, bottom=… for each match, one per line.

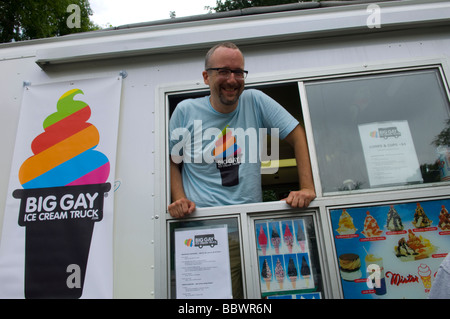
left=203, top=47, right=245, bottom=113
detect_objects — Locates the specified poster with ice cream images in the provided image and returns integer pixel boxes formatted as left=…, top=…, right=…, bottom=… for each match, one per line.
left=0, top=76, right=122, bottom=298
left=255, top=218, right=316, bottom=298
left=330, top=198, right=450, bottom=299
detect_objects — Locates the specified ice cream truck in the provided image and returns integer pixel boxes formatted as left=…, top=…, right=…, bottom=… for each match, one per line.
left=1, top=0, right=450, bottom=299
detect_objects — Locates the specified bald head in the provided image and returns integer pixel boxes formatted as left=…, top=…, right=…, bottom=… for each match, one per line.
left=205, top=42, right=244, bottom=69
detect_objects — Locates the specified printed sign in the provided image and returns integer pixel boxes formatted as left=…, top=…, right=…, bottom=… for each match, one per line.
left=0, top=76, right=122, bottom=298
left=358, top=121, right=422, bottom=187
left=175, top=225, right=232, bottom=299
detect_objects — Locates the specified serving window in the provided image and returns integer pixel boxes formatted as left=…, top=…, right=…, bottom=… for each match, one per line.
left=303, top=67, right=450, bottom=195
left=167, top=82, right=304, bottom=203
left=165, top=82, right=314, bottom=299
left=161, top=65, right=450, bottom=299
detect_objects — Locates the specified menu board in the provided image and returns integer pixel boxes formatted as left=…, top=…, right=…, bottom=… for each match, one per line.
left=331, top=198, right=450, bottom=299
left=255, top=218, right=320, bottom=299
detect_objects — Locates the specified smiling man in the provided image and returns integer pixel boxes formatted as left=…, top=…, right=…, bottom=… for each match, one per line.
left=203, top=43, right=245, bottom=113
left=168, top=42, right=316, bottom=218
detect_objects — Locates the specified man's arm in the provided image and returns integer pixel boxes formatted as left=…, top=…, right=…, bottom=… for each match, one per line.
left=282, top=125, right=316, bottom=208
left=168, top=160, right=195, bottom=218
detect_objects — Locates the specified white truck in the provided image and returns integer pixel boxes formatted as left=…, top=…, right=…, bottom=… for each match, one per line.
left=1, top=0, right=450, bottom=299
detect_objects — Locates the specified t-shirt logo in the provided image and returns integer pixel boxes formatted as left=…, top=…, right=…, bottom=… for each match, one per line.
left=213, top=126, right=242, bottom=186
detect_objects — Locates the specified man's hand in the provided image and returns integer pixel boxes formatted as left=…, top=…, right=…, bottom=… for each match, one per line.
left=168, top=198, right=196, bottom=218
left=281, top=188, right=316, bottom=208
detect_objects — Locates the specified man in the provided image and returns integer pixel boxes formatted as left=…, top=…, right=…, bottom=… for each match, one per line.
left=168, top=42, right=316, bottom=218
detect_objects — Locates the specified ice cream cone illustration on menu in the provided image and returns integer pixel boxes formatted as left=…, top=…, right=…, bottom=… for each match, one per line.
left=296, top=223, right=306, bottom=253
left=275, top=258, right=285, bottom=289
left=258, top=225, right=268, bottom=255
left=300, top=256, right=311, bottom=288
left=261, top=259, right=272, bottom=290
left=418, top=264, right=432, bottom=292
left=271, top=225, right=281, bottom=254
left=283, top=224, right=294, bottom=253
left=13, top=89, right=111, bottom=298
left=287, top=257, right=297, bottom=289
left=214, top=126, right=242, bottom=186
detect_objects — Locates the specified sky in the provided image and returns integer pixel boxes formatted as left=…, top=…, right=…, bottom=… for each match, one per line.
left=89, top=0, right=218, bottom=28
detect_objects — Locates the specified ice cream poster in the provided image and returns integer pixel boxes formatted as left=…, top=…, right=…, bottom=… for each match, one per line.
left=255, top=218, right=315, bottom=297
left=330, top=198, right=450, bottom=299
left=0, top=76, right=122, bottom=298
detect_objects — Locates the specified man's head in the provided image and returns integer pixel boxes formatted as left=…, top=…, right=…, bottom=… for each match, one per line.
left=203, top=42, right=246, bottom=113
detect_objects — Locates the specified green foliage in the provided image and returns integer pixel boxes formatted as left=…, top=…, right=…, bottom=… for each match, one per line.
left=432, top=119, right=450, bottom=147
left=211, top=0, right=316, bottom=12
left=0, top=0, right=100, bottom=43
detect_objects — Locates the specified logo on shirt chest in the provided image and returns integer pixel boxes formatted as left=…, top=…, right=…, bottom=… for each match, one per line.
left=170, top=120, right=280, bottom=175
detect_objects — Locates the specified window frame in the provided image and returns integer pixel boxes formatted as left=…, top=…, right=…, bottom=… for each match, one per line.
left=299, top=64, right=450, bottom=197
left=154, top=58, right=450, bottom=299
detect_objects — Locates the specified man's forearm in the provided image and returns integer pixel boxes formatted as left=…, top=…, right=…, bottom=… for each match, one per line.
left=285, top=125, right=315, bottom=191
left=170, top=160, right=187, bottom=202
left=295, top=133, right=315, bottom=192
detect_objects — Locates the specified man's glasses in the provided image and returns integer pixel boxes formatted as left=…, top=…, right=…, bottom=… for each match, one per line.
left=206, top=68, right=248, bottom=80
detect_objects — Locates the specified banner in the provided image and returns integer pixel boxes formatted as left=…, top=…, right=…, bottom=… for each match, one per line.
left=0, top=76, right=122, bottom=298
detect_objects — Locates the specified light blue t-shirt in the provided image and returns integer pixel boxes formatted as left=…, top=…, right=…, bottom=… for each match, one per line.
left=169, top=89, right=299, bottom=208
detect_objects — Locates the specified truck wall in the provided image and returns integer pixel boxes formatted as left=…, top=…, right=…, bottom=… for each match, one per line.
left=1, top=0, right=450, bottom=298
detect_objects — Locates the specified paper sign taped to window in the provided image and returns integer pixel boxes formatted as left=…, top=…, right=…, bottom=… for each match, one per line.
left=358, top=121, right=422, bottom=187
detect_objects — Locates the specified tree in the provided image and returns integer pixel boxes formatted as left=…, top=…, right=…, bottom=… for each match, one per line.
left=0, top=0, right=100, bottom=43
left=210, top=0, right=316, bottom=12
left=433, top=119, right=450, bottom=147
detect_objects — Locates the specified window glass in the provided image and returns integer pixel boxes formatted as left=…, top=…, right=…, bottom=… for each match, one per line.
left=305, top=69, right=450, bottom=194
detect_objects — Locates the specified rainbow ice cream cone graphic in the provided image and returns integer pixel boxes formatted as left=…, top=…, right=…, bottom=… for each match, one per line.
left=418, top=264, right=432, bottom=292
left=13, top=89, right=111, bottom=298
left=213, top=126, right=241, bottom=186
